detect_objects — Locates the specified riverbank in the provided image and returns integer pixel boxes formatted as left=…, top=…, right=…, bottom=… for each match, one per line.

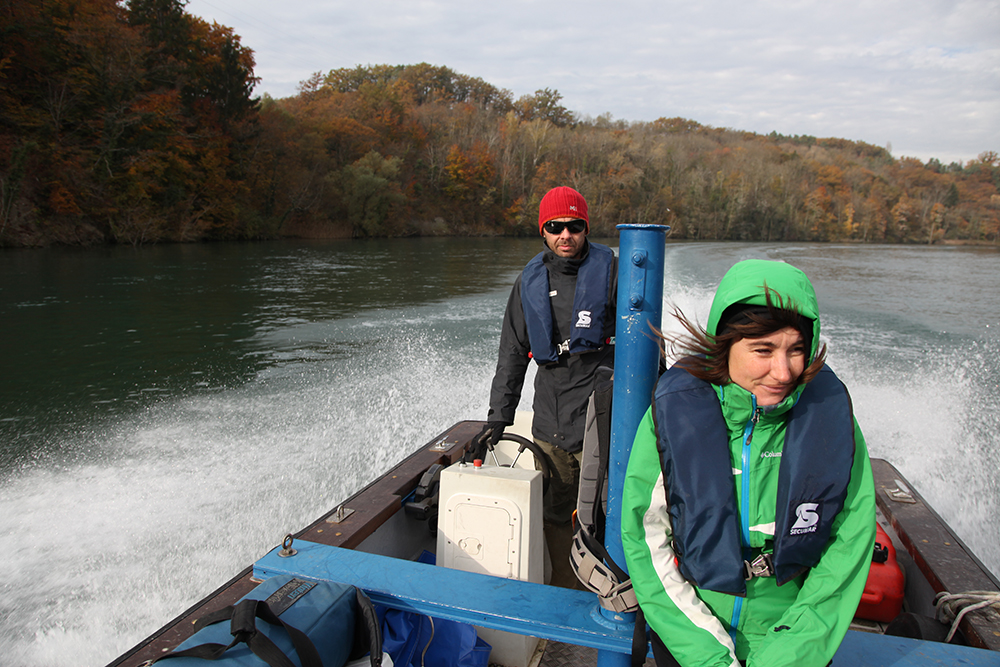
left=3, top=219, right=998, bottom=249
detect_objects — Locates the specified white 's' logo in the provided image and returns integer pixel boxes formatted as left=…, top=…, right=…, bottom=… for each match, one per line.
left=575, top=310, right=593, bottom=328
left=790, top=502, right=820, bottom=535
left=569, top=205, right=578, bottom=211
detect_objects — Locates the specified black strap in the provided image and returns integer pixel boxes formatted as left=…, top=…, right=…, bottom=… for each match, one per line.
left=631, top=606, right=648, bottom=667
left=592, top=375, right=614, bottom=543
left=151, top=598, right=323, bottom=667
left=350, top=588, right=383, bottom=667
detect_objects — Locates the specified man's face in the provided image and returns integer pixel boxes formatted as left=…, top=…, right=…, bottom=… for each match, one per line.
left=542, top=217, right=587, bottom=258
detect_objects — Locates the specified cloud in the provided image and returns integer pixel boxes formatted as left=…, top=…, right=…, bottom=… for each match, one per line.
left=187, top=0, right=1000, bottom=164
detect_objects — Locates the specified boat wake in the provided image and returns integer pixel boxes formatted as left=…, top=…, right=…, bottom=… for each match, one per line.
left=0, top=293, right=507, bottom=666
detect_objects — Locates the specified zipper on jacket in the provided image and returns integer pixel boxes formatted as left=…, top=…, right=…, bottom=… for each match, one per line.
left=741, top=402, right=761, bottom=546
left=729, top=398, right=761, bottom=643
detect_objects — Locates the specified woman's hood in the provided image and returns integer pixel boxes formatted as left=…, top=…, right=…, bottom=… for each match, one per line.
left=706, top=259, right=822, bottom=361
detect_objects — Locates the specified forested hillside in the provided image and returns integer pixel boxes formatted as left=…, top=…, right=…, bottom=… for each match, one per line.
left=2, top=0, right=998, bottom=246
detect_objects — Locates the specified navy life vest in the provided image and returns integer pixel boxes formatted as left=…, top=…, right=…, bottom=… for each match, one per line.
left=521, top=242, right=614, bottom=365
left=651, top=364, right=856, bottom=595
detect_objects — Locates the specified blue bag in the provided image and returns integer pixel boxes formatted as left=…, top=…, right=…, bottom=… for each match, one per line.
left=379, top=607, right=490, bottom=667
left=377, top=552, right=490, bottom=667
left=152, top=575, right=380, bottom=667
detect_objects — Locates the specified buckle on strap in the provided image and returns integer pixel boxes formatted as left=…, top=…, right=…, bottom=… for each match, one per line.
left=743, top=553, right=775, bottom=580
left=569, top=528, right=639, bottom=613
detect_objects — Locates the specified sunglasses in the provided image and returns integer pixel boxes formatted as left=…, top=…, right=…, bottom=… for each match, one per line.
left=543, top=219, right=587, bottom=235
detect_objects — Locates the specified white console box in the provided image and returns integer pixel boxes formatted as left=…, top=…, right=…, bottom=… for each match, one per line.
left=437, top=461, right=544, bottom=667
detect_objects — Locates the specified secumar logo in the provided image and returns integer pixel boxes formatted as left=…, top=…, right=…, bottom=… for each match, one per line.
left=789, top=502, right=820, bottom=535
left=575, top=310, right=593, bottom=328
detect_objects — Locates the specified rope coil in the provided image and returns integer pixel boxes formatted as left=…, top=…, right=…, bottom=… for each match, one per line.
left=933, top=590, right=1000, bottom=643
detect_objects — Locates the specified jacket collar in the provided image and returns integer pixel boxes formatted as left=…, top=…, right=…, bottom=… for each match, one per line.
left=715, top=380, right=803, bottom=429
left=542, top=239, right=590, bottom=275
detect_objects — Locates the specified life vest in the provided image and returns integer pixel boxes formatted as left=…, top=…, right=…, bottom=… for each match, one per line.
left=652, top=364, right=856, bottom=595
left=521, top=242, right=614, bottom=365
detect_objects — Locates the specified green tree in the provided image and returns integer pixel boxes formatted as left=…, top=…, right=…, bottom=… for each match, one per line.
left=334, top=150, right=405, bottom=236
left=515, top=88, right=574, bottom=127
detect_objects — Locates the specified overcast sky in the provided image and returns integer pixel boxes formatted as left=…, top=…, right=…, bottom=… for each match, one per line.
left=185, top=0, right=999, bottom=165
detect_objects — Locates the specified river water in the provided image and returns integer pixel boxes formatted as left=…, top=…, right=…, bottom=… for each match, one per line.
left=1, top=239, right=998, bottom=666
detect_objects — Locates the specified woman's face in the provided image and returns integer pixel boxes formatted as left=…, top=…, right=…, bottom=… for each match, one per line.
left=727, top=326, right=807, bottom=406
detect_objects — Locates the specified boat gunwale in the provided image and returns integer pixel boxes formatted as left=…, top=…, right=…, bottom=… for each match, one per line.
left=871, top=457, right=1000, bottom=651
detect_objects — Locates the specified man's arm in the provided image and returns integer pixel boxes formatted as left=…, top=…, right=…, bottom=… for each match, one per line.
left=487, top=278, right=531, bottom=425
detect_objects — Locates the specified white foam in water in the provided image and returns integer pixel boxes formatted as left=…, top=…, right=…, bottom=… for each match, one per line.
left=833, top=332, right=1000, bottom=579
left=0, top=294, right=505, bottom=666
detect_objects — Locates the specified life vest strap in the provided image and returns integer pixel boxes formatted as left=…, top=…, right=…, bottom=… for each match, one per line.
left=570, top=527, right=639, bottom=613
left=743, top=552, right=775, bottom=580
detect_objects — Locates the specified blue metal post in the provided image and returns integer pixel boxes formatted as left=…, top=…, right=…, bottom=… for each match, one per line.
left=598, top=223, right=669, bottom=667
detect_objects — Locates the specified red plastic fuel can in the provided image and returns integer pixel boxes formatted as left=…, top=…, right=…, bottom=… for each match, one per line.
left=855, top=522, right=906, bottom=623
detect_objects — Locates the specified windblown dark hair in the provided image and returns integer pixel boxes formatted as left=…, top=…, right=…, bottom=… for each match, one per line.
left=661, top=285, right=827, bottom=387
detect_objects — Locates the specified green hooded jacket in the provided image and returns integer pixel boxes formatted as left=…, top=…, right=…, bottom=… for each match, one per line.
left=621, top=259, right=875, bottom=667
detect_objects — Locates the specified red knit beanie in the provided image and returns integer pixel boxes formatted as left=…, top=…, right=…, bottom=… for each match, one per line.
left=538, top=187, right=589, bottom=235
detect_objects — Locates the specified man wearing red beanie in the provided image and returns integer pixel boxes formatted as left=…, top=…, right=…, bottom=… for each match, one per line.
left=477, top=186, right=617, bottom=588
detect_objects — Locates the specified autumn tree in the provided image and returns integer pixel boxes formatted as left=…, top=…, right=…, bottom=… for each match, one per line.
left=0, top=0, right=260, bottom=245
left=515, top=88, right=574, bottom=127
left=333, top=150, right=405, bottom=236
left=4, top=32, right=998, bottom=246
left=123, top=0, right=259, bottom=241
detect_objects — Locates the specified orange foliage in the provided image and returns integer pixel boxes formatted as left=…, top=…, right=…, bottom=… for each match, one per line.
left=2, top=6, right=996, bottom=246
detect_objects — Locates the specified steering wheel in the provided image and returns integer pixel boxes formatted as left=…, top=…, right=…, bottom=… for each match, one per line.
left=490, top=432, right=551, bottom=495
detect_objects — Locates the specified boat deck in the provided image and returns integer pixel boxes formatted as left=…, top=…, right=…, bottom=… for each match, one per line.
left=537, top=641, right=654, bottom=667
